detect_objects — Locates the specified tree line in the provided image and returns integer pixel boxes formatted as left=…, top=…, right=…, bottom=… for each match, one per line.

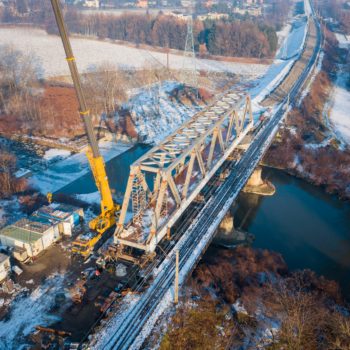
left=56, top=12, right=278, bottom=58
left=1, top=3, right=278, bottom=58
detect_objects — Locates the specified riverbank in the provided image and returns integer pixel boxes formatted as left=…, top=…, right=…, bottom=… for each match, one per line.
left=264, top=27, right=350, bottom=201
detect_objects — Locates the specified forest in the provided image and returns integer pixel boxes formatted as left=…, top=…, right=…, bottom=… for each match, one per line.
left=0, top=1, right=278, bottom=58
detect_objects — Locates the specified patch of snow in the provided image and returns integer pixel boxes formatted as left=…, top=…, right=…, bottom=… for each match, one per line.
left=304, top=0, right=312, bottom=17
left=14, top=168, right=31, bottom=179
left=129, top=81, right=200, bottom=143
left=91, top=293, right=140, bottom=348
left=304, top=137, right=331, bottom=149
left=298, top=50, right=324, bottom=105
left=43, top=148, right=71, bottom=161
left=329, top=65, right=350, bottom=145
left=0, top=197, right=22, bottom=229
left=232, top=299, right=248, bottom=315
left=335, top=33, right=350, bottom=49
left=76, top=191, right=101, bottom=205
left=115, top=263, right=127, bottom=277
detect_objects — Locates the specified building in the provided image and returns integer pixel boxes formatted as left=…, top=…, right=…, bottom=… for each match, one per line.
left=137, top=0, right=148, bottom=8
left=83, top=0, right=100, bottom=7
left=181, top=0, right=191, bottom=8
left=0, top=254, right=10, bottom=282
left=197, top=12, right=229, bottom=20
left=32, top=204, right=84, bottom=237
left=0, top=204, right=83, bottom=261
left=0, top=219, right=57, bottom=260
left=233, top=6, right=262, bottom=16
left=169, top=11, right=190, bottom=20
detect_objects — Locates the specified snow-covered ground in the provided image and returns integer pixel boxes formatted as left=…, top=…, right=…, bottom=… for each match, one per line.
left=0, top=197, right=22, bottom=229
left=329, top=66, right=350, bottom=145
left=0, top=27, right=268, bottom=78
left=76, top=191, right=101, bottom=205
left=29, top=141, right=131, bottom=193
left=0, top=274, right=65, bottom=349
left=43, top=148, right=71, bottom=161
left=128, top=81, right=201, bottom=143
left=250, top=16, right=308, bottom=104
left=276, top=18, right=308, bottom=60
left=299, top=50, right=324, bottom=105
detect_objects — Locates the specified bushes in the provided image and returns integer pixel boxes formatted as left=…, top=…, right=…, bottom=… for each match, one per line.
left=0, top=151, right=27, bottom=199
left=160, top=247, right=349, bottom=350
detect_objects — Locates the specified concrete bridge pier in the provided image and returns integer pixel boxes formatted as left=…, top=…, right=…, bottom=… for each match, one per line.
left=243, top=166, right=275, bottom=196
left=219, top=213, right=234, bottom=233
left=216, top=212, right=254, bottom=247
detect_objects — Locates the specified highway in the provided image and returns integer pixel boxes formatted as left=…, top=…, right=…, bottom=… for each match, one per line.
left=93, top=1, right=322, bottom=348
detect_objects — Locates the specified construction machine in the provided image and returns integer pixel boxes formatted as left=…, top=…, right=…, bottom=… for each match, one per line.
left=50, top=0, right=120, bottom=255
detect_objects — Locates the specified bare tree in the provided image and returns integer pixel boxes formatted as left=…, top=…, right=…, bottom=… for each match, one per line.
left=0, top=45, right=43, bottom=130
left=82, top=62, right=128, bottom=119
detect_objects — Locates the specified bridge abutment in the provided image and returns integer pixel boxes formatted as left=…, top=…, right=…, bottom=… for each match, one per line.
left=243, top=166, right=275, bottom=196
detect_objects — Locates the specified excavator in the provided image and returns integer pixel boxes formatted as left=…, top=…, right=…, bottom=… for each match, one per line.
left=50, top=0, right=120, bottom=257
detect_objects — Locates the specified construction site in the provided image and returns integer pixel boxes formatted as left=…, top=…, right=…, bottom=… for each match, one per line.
left=0, top=0, right=324, bottom=348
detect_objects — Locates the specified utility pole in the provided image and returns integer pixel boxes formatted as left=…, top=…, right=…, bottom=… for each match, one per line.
left=174, top=249, right=179, bottom=304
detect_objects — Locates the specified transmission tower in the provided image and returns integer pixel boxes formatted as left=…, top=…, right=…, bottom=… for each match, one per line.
left=181, top=5, right=198, bottom=90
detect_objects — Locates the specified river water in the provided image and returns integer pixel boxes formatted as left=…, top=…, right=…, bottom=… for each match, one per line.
left=61, top=146, right=350, bottom=296
left=222, top=167, right=350, bottom=296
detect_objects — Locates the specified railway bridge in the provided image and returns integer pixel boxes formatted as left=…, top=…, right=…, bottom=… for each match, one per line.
left=91, top=0, right=322, bottom=347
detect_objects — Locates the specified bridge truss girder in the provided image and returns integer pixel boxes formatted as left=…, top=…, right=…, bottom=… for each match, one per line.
left=115, top=92, right=254, bottom=253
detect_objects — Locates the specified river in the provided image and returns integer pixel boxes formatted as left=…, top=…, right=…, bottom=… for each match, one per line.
left=216, top=167, right=350, bottom=296
left=62, top=145, right=350, bottom=296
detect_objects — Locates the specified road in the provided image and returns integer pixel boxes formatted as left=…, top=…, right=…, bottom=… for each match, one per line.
left=93, top=1, right=322, bottom=348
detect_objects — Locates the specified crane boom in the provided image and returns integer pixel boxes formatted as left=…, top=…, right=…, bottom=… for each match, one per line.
left=50, top=0, right=119, bottom=234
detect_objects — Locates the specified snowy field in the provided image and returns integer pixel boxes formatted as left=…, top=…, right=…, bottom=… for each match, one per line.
left=0, top=27, right=268, bottom=78
left=329, top=67, right=350, bottom=145
left=29, top=141, right=131, bottom=194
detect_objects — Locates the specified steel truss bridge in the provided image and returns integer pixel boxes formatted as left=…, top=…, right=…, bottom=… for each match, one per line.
left=116, top=92, right=253, bottom=254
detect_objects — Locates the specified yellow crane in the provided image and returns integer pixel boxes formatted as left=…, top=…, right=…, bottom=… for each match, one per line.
left=50, top=0, right=120, bottom=255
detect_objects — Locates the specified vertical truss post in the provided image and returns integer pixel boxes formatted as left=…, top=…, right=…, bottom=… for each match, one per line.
left=207, top=129, right=218, bottom=170
left=182, top=152, right=196, bottom=199
left=152, top=177, right=168, bottom=232
left=117, top=169, right=135, bottom=233
left=195, top=147, right=206, bottom=177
